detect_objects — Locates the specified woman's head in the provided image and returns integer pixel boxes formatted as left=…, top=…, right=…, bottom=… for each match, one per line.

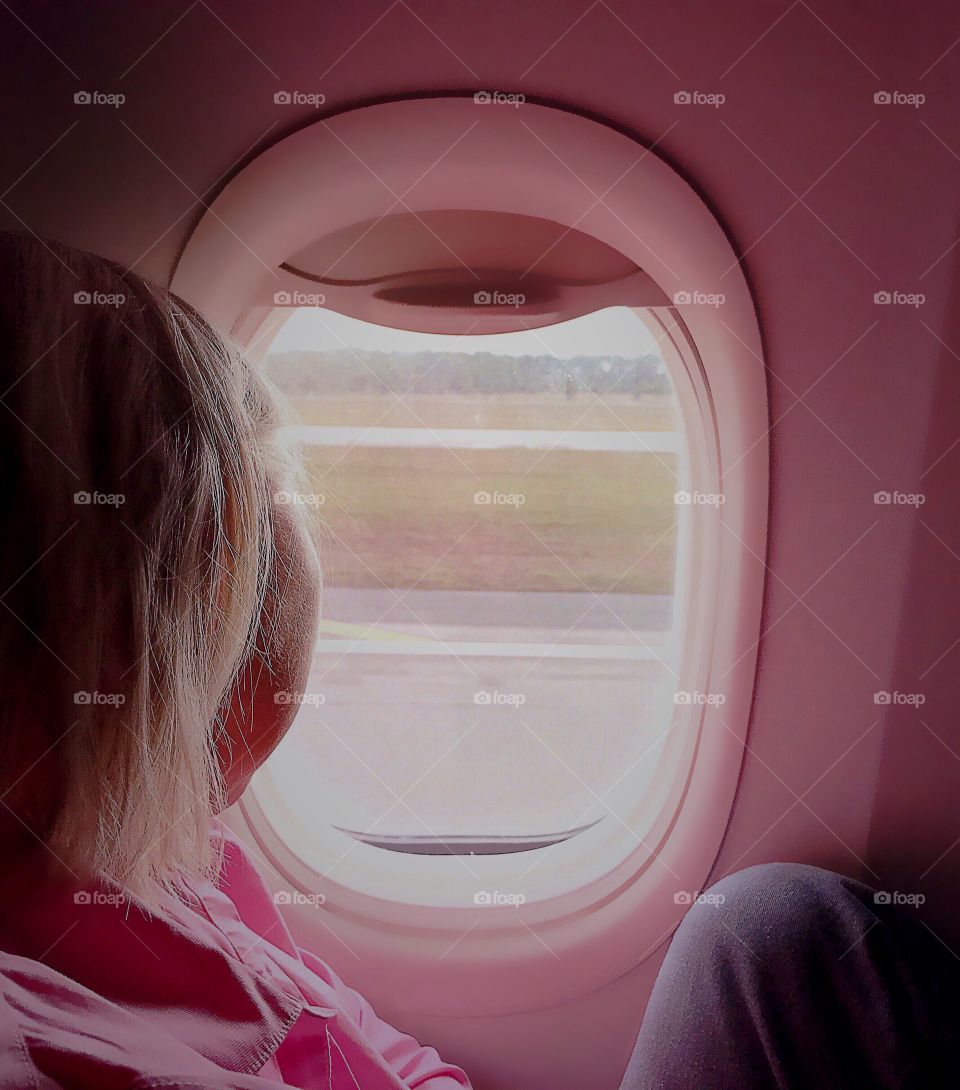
left=0, top=231, right=319, bottom=900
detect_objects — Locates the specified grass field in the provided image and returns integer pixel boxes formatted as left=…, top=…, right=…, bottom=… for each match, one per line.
left=283, top=393, right=678, bottom=595
left=291, top=434, right=677, bottom=598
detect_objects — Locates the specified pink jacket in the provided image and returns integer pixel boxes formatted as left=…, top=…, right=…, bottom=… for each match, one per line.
left=0, top=823, right=472, bottom=1089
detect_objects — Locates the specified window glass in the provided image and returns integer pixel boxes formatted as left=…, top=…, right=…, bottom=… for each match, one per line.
left=259, top=307, right=684, bottom=852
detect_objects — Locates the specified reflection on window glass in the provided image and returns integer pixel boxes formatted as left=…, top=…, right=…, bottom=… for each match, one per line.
left=259, top=307, right=684, bottom=850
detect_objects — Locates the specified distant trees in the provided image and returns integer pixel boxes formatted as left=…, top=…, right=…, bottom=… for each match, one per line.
left=266, top=348, right=671, bottom=398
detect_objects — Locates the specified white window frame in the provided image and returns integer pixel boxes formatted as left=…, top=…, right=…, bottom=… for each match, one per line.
left=171, top=97, right=768, bottom=1016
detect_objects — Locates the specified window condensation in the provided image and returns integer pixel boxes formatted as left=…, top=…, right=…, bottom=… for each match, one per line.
left=261, top=306, right=683, bottom=855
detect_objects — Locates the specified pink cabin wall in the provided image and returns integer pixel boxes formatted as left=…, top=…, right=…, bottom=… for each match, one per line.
left=2, top=2, right=959, bottom=1086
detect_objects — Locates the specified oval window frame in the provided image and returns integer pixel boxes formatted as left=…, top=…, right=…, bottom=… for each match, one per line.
left=171, top=96, right=768, bottom=1016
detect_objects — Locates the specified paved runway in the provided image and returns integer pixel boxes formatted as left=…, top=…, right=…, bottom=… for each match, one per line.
left=264, top=588, right=678, bottom=845
left=322, top=586, right=674, bottom=631
left=283, top=424, right=680, bottom=453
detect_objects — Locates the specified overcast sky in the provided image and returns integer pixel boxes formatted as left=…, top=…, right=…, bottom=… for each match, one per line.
left=268, top=305, right=663, bottom=360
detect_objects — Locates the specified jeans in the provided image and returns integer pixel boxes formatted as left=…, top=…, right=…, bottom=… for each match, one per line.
left=619, top=863, right=960, bottom=1089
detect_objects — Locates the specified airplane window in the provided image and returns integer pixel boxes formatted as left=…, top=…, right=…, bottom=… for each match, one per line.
left=169, top=94, right=763, bottom=987
left=254, top=305, right=689, bottom=860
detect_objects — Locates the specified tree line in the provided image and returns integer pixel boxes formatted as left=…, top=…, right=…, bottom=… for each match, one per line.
left=266, top=348, right=671, bottom=397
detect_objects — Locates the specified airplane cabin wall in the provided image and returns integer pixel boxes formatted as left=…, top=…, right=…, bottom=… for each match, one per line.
left=2, top=2, right=959, bottom=1087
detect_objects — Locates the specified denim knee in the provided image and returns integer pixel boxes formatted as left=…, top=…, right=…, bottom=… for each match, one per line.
left=671, top=862, right=864, bottom=967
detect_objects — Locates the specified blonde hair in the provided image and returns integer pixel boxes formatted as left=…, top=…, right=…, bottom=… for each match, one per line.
left=0, top=231, right=291, bottom=901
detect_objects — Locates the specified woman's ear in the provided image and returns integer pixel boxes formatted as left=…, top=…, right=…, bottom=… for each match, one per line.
left=216, top=501, right=321, bottom=808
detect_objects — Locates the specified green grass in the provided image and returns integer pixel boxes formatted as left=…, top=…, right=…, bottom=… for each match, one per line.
left=300, top=445, right=678, bottom=595
left=284, top=393, right=679, bottom=595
